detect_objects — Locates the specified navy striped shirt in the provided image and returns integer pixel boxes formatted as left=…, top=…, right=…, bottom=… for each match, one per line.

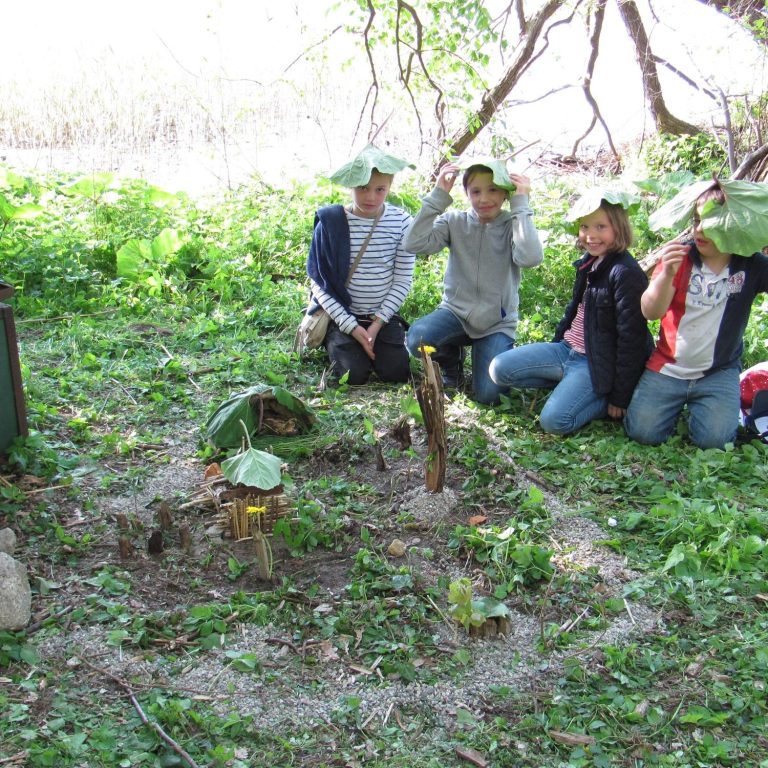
left=311, top=203, right=415, bottom=335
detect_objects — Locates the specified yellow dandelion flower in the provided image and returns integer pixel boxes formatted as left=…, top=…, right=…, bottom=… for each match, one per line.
left=420, top=345, right=437, bottom=355
left=247, top=505, right=267, bottom=516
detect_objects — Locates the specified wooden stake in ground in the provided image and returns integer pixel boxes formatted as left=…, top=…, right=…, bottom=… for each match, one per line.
left=416, top=347, right=447, bottom=492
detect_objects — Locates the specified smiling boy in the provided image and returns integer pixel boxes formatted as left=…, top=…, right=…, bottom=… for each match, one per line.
left=404, top=160, right=543, bottom=404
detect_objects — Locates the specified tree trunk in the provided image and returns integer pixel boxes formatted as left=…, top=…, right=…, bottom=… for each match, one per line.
left=616, top=0, right=701, bottom=135
left=433, top=0, right=566, bottom=176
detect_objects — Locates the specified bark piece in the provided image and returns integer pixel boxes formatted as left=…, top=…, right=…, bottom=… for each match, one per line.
left=118, top=536, right=134, bottom=560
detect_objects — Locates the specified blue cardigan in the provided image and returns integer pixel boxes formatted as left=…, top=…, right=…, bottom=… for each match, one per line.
left=306, top=205, right=351, bottom=315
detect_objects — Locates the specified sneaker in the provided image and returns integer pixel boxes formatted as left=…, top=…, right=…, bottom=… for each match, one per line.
left=441, top=363, right=465, bottom=391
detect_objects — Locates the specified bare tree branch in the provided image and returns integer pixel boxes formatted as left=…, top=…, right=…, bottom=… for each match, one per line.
left=570, top=0, right=620, bottom=164
left=616, top=0, right=701, bottom=135
left=648, top=54, right=718, bottom=101
left=353, top=1, right=380, bottom=147
left=713, top=84, right=738, bottom=172
left=514, top=1, right=583, bottom=82
left=283, top=26, right=344, bottom=75
left=733, top=141, right=768, bottom=180
left=395, top=4, right=425, bottom=144
left=397, top=1, right=447, bottom=144
left=433, top=0, right=566, bottom=177
left=515, top=0, right=526, bottom=36
left=491, top=2, right=518, bottom=61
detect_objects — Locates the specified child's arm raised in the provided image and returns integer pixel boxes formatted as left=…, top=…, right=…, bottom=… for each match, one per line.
left=641, top=241, right=688, bottom=320
left=508, top=173, right=543, bottom=267
left=403, top=163, right=459, bottom=255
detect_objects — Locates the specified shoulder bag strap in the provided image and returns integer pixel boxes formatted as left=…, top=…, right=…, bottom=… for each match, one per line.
left=345, top=205, right=384, bottom=287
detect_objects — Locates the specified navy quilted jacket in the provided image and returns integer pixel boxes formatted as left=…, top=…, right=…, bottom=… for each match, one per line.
left=554, top=250, right=653, bottom=409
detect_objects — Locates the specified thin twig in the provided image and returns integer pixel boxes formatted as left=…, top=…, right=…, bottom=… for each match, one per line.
left=24, top=483, right=72, bottom=496
left=0, top=752, right=28, bottom=766
left=79, top=658, right=201, bottom=768
left=127, top=689, right=201, bottom=768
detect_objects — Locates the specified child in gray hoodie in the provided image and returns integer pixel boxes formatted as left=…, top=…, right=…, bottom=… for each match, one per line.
left=404, top=161, right=543, bottom=404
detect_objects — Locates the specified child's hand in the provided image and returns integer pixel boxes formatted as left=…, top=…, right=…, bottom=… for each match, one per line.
left=657, top=241, right=690, bottom=278
left=509, top=173, right=531, bottom=196
left=607, top=403, right=626, bottom=420
left=352, top=324, right=376, bottom=360
left=436, top=163, right=459, bottom=194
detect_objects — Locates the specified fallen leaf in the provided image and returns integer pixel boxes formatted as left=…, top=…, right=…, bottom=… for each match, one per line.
left=685, top=661, right=703, bottom=678
left=633, top=699, right=650, bottom=717
left=455, top=745, right=488, bottom=767
left=548, top=730, right=596, bottom=747
left=21, top=474, right=47, bottom=487
left=204, top=463, right=222, bottom=479
left=318, top=640, right=339, bottom=662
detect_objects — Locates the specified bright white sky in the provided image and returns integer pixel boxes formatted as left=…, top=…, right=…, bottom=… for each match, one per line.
left=2, top=0, right=766, bottom=186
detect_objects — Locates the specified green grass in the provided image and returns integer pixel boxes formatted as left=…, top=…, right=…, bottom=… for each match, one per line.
left=1, top=163, right=768, bottom=767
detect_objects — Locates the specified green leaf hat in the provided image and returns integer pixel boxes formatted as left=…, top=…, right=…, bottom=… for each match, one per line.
left=648, top=178, right=768, bottom=256
left=329, top=143, right=415, bottom=187
left=454, top=156, right=516, bottom=191
left=564, top=188, right=642, bottom=235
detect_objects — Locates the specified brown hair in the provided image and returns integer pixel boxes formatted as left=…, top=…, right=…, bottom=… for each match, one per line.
left=695, top=180, right=726, bottom=209
left=578, top=200, right=634, bottom=253
left=462, top=164, right=495, bottom=191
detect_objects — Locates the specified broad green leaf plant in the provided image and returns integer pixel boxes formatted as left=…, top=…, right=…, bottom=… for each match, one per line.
left=648, top=178, right=768, bottom=256
left=206, top=385, right=315, bottom=450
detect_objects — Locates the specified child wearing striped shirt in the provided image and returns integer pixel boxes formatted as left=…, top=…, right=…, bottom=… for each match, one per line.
left=306, top=160, right=415, bottom=385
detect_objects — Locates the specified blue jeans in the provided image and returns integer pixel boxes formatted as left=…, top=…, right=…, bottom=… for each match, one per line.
left=624, top=367, right=740, bottom=449
left=490, top=340, right=608, bottom=435
left=406, top=307, right=514, bottom=405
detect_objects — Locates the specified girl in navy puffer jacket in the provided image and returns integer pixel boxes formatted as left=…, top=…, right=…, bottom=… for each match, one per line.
left=490, top=198, right=652, bottom=435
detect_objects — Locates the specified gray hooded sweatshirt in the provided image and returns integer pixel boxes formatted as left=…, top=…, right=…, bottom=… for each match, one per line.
left=404, top=187, right=543, bottom=339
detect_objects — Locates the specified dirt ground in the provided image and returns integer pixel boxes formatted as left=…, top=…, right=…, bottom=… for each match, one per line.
left=8, top=394, right=662, bottom=764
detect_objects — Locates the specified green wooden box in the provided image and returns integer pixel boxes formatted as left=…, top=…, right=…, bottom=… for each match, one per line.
left=0, top=293, right=28, bottom=454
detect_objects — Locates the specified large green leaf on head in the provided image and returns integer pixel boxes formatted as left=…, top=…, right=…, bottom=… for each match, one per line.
left=649, top=179, right=768, bottom=256
left=329, top=144, right=415, bottom=187
left=563, top=188, right=642, bottom=235
left=647, top=179, right=712, bottom=234
left=205, top=385, right=316, bottom=449
left=454, top=156, right=516, bottom=191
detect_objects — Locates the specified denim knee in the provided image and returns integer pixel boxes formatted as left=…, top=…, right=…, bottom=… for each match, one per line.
left=539, top=408, right=575, bottom=436
left=405, top=324, right=426, bottom=357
